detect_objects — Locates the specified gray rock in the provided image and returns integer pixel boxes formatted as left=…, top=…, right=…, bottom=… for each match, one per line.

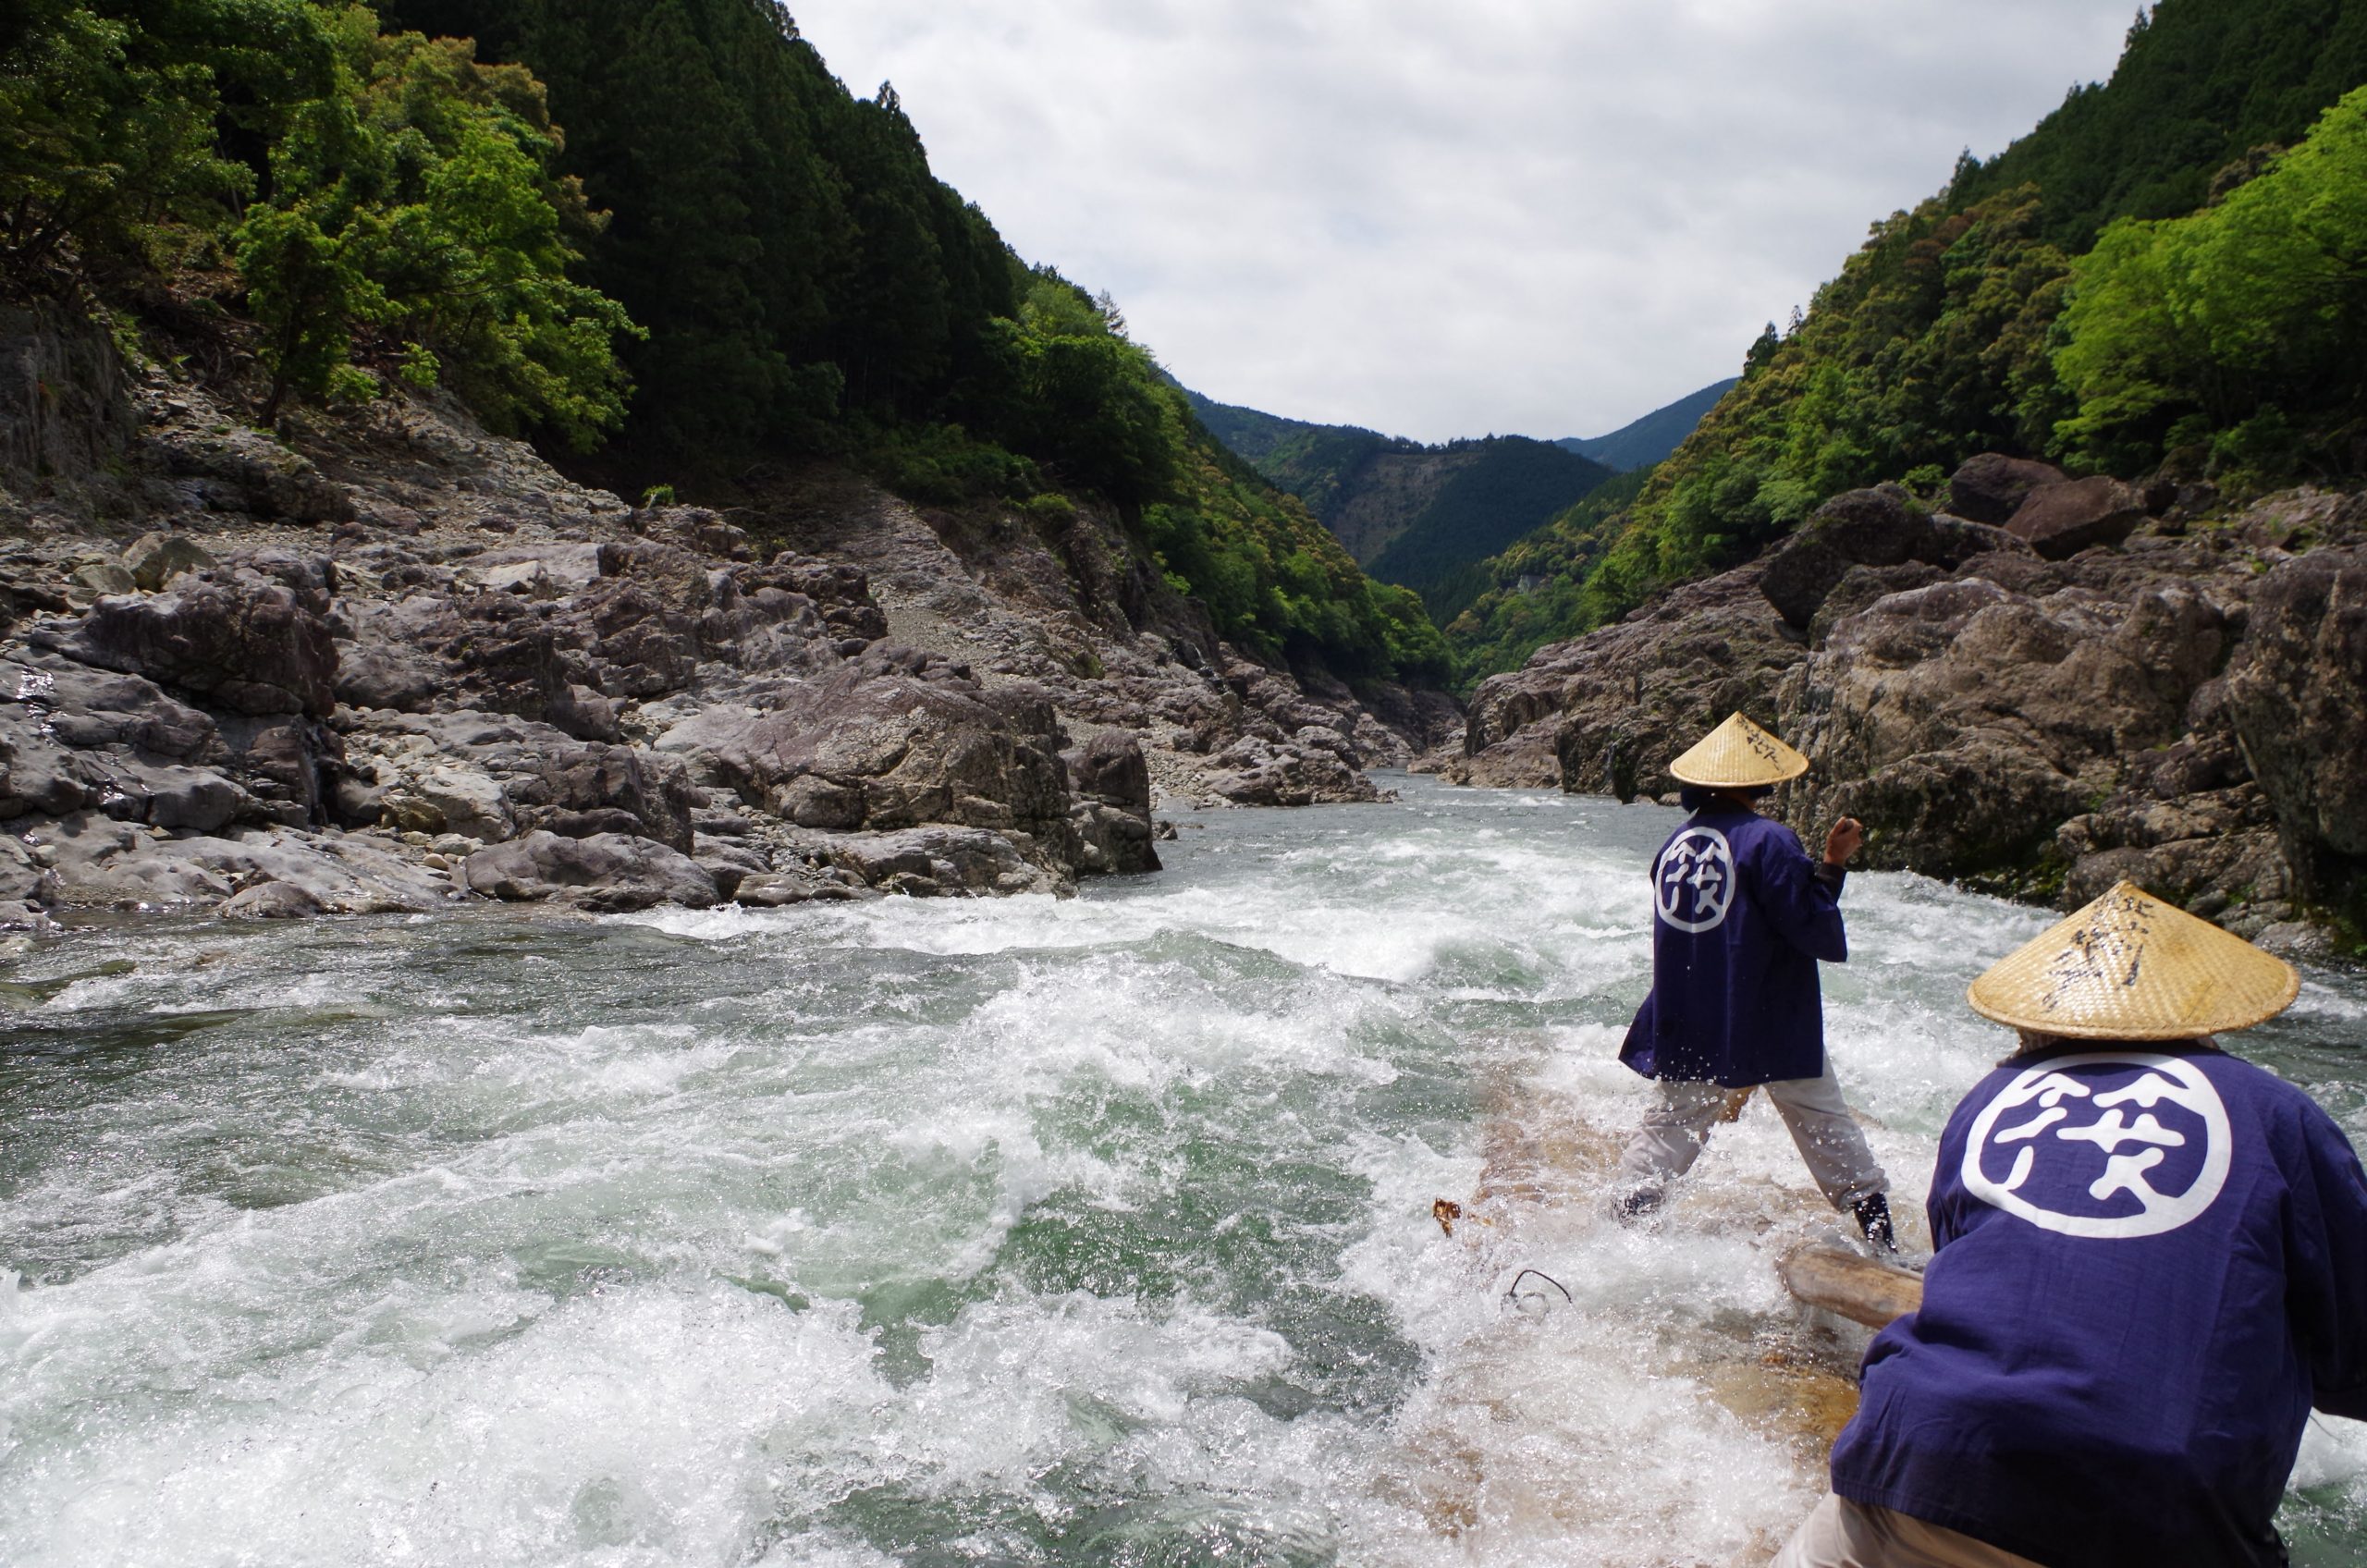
left=221, top=880, right=324, bottom=919
left=805, top=825, right=1063, bottom=898
left=1948, top=454, right=2067, bottom=526
left=157, top=427, right=353, bottom=523
left=2224, top=548, right=2367, bottom=903
left=705, top=653, right=1075, bottom=861
left=122, top=532, right=217, bottom=592
left=333, top=643, right=441, bottom=711
left=730, top=870, right=867, bottom=906
left=1064, top=731, right=1159, bottom=875
left=2005, top=476, right=2147, bottom=559
left=462, top=829, right=719, bottom=911
left=68, top=560, right=136, bottom=603
left=1759, top=484, right=1933, bottom=631
left=64, top=579, right=338, bottom=716
left=36, top=814, right=444, bottom=912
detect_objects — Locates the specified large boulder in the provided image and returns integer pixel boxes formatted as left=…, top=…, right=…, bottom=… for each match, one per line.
left=1065, top=730, right=1160, bottom=874
left=1947, top=454, right=2067, bottom=527
left=801, top=825, right=1063, bottom=897
left=122, top=533, right=216, bottom=592
left=700, top=651, right=1074, bottom=854
left=1757, top=484, right=2030, bottom=632
left=1456, top=563, right=1805, bottom=797
left=1778, top=562, right=2246, bottom=896
left=1759, top=485, right=1936, bottom=631
left=63, top=579, right=338, bottom=716
left=34, top=814, right=447, bottom=912
left=2224, top=548, right=2367, bottom=901
left=2005, top=475, right=2148, bottom=560
left=155, top=425, right=353, bottom=523
left=462, top=829, right=718, bottom=912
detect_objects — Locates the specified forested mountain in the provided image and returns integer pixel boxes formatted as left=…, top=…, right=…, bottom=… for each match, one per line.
left=1446, top=0, right=2367, bottom=681
left=1174, top=387, right=1613, bottom=619
left=6, top=0, right=1447, bottom=683
left=1556, top=378, right=1736, bottom=472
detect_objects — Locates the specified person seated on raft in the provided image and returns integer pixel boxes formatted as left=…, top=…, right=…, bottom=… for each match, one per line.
left=1613, top=712, right=1895, bottom=1252
left=1775, top=882, right=2367, bottom=1568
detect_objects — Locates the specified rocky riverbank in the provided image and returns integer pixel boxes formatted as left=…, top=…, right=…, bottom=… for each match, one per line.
left=1442, top=459, right=2367, bottom=954
left=0, top=305, right=1458, bottom=925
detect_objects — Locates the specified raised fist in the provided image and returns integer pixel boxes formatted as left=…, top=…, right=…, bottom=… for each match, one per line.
left=1824, top=816, right=1865, bottom=865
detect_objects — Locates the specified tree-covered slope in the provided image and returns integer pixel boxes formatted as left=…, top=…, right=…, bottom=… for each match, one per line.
left=1556, top=378, right=1736, bottom=472
left=1173, top=386, right=1612, bottom=617
left=6, top=0, right=1446, bottom=684
left=1446, top=0, right=2367, bottom=683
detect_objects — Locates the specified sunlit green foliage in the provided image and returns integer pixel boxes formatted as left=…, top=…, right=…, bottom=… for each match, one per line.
left=0, top=0, right=328, bottom=286
left=1144, top=452, right=1449, bottom=681
left=1566, top=186, right=2071, bottom=615
left=238, top=11, right=636, bottom=439
left=2054, top=85, right=2367, bottom=479
left=2, top=1, right=638, bottom=445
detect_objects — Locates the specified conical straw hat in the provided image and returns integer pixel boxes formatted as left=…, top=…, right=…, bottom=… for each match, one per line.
left=1667, top=712, right=1809, bottom=788
left=1966, top=881, right=2300, bottom=1040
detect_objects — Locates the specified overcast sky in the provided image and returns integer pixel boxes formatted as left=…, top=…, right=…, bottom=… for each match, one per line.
left=790, top=2, right=2137, bottom=445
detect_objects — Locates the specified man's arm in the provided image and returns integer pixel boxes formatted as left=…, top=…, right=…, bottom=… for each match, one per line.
left=1754, top=817, right=1861, bottom=963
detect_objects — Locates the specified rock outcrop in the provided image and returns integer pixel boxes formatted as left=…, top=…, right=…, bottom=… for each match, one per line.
left=0, top=303, right=1449, bottom=923
left=1453, top=459, right=2367, bottom=943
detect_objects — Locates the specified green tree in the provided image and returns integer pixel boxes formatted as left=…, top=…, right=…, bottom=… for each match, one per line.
left=2054, top=83, right=2367, bottom=475
left=236, top=12, right=638, bottom=441
left=1, top=0, right=362, bottom=291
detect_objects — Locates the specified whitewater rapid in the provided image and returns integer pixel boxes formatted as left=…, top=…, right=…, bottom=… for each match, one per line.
left=5, top=777, right=2363, bottom=1565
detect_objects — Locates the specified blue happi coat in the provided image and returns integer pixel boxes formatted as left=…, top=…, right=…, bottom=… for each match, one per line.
left=1831, top=1043, right=2367, bottom=1568
left=1619, top=802, right=1846, bottom=1087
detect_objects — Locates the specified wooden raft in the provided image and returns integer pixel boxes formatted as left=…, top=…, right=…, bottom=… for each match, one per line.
left=1778, top=1243, right=1925, bottom=1329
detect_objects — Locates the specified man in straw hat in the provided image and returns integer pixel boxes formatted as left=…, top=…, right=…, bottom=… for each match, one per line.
left=1775, top=882, right=2367, bottom=1568
left=1613, top=712, right=1896, bottom=1252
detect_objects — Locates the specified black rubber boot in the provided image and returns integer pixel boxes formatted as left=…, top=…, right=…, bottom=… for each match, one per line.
left=1851, top=1192, right=1897, bottom=1255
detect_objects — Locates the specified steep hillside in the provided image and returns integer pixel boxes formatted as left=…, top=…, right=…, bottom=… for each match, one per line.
left=1556, top=378, right=1736, bottom=472
left=1172, top=388, right=1613, bottom=618
left=1434, top=0, right=2367, bottom=945
left=1449, top=0, right=2367, bottom=678
left=0, top=0, right=1462, bottom=925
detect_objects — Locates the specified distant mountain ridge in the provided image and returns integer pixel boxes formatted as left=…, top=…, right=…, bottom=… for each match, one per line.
left=1556, top=378, right=1739, bottom=471
left=1174, top=386, right=1613, bottom=619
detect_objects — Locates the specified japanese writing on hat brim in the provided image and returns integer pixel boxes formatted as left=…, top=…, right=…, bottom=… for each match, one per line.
left=1667, top=712, right=1810, bottom=789
left=1967, top=881, right=2300, bottom=1040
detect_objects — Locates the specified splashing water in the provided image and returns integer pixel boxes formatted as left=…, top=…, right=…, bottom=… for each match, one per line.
left=3, top=776, right=2363, bottom=1566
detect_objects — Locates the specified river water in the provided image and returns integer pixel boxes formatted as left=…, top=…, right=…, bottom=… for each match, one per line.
left=5, top=776, right=2365, bottom=1567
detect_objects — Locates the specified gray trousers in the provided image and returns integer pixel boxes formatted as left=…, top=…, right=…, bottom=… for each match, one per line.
left=1615, top=1057, right=1887, bottom=1210
left=1771, top=1494, right=2043, bottom=1568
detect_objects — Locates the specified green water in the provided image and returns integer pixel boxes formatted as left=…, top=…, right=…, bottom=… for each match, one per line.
left=3, top=777, right=2362, bottom=1564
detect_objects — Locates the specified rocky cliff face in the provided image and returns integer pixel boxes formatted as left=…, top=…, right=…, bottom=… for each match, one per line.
left=1444, top=464, right=2367, bottom=952
left=0, top=315, right=1455, bottom=925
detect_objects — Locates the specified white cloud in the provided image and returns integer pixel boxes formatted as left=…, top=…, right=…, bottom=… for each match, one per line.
left=789, top=1, right=2136, bottom=443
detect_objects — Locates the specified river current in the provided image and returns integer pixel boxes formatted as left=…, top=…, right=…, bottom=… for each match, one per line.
left=5, top=776, right=2365, bottom=1566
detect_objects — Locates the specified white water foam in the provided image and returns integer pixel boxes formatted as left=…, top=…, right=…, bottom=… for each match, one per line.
left=5, top=778, right=2362, bottom=1565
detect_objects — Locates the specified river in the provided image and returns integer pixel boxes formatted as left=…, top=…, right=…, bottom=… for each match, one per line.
left=5, top=776, right=2364, bottom=1566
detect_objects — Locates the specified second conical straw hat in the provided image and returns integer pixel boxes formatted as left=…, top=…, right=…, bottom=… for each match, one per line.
left=1666, top=712, right=1809, bottom=788
left=1967, top=881, right=2300, bottom=1040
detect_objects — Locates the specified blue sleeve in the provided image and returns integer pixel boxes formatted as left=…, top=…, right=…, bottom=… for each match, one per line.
left=2285, top=1103, right=2367, bottom=1419
left=1748, top=824, right=1848, bottom=963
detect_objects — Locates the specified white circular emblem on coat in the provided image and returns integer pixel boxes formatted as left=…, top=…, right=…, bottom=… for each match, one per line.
left=1654, top=826, right=1735, bottom=934
left=1961, top=1051, right=2231, bottom=1239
